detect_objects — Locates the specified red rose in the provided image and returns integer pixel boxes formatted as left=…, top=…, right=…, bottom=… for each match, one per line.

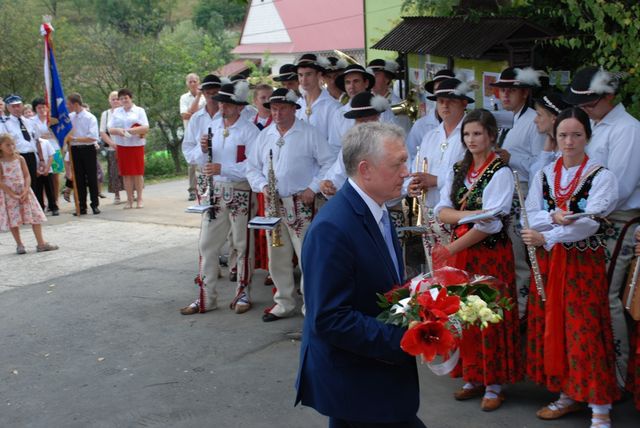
left=400, top=321, right=457, bottom=361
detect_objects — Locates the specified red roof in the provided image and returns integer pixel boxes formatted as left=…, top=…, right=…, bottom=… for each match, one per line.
left=233, top=0, right=364, bottom=55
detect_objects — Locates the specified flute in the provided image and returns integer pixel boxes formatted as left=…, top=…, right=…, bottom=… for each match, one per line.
left=625, top=258, right=639, bottom=311
left=513, top=170, right=546, bottom=301
left=207, top=127, right=216, bottom=221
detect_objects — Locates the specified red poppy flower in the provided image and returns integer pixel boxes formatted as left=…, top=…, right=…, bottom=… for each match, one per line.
left=400, top=321, right=457, bottom=361
left=416, top=288, right=460, bottom=322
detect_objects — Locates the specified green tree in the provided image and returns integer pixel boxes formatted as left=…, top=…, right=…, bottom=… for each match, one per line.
left=193, top=0, right=246, bottom=33
left=93, top=0, right=175, bottom=37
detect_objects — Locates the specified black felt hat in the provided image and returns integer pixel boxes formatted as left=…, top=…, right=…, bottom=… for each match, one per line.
left=323, top=56, right=349, bottom=74
left=335, top=64, right=375, bottom=93
left=426, top=78, right=475, bottom=103
left=263, top=88, right=301, bottom=110
left=562, top=66, right=619, bottom=106
left=424, top=69, right=455, bottom=94
left=295, top=53, right=327, bottom=73
left=367, top=59, right=400, bottom=80
left=273, top=64, right=298, bottom=82
left=212, top=82, right=250, bottom=106
left=199, top=74, right=221, bottom=90
left=490, top=67, right=541, bottom=89
left=343, top=92, right=389, bottom=119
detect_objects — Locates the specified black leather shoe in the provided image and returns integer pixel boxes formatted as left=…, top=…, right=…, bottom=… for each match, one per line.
left=262, top=313, right=282, bottom=323
left=51, top=210, right=59, bottom=216
left=92, top=207, right=101, bottom=215
left=72, top=210, right=87, bottom=216
left=229, top=269, right=237, bottom=282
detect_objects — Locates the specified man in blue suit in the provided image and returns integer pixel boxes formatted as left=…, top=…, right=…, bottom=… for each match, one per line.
left=296, top=122, right=426, bottom=427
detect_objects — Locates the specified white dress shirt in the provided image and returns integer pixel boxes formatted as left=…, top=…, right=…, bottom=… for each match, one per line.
left=69, top=109, right=99, bottom=146
left=529, top=149, right=559, bottom=182
left=36, top=139, right=56, bottom=173
left=4, top=115, right=40, bottom=153
left=405, top=110, right=439, bottom=164
left=408, top=117, right=466, bottom=208
left=179, top=91, right=206, bottom=129
left=182, top=107, right=222, bottom=165
left=435, top=164, right=514, bottom=234
left=323, top=149, right=348, bottom=192
left=247, top=119, right=333, bottom=197
left=585, top=103, right=640, bottom=210
left=188, top=116, right=259, bottom=183
left=109, top=105, right=148, bottom=147
left=500, top=105, right=546, bottom=184
left=525, top=158, right=618, bottom=250
left=296, top=89, right=341, bottom=140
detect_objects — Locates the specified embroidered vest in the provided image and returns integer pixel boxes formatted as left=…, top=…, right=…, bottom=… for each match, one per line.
left=452, top=158, right=509, bottom=249
left=542, top=167, right=606, bottom=251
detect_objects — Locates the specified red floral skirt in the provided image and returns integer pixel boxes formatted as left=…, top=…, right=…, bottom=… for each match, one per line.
left=627, top=321, right=640, bottom=410
left=449, top=239, right=522, bottom=385
left=527, top=245, right=620, bottom=404
left=254, top=193, right=269, bottom=270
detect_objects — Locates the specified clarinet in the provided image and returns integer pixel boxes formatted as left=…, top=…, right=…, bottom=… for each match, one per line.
left=207, top=127, right=216, bottom=221
left=513, top=170, right=546, bottom=301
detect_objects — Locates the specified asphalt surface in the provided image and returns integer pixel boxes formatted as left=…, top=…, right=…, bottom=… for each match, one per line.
left=0, top=179, right=638, bottom=428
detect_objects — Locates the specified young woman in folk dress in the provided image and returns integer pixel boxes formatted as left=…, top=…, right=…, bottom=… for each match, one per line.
left=628, top=226, right=640, bottom=411
left=522, top=107, right=620, bottom=428
left=434, top=109, right=522, bottom=412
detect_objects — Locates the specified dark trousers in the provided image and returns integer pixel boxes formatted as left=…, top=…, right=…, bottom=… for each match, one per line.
left=34, top=174, right=58, bottom=211
left=20, top=152, right=38, bottom=194
left=329, top=416, right=427, bottom=428
left=70, top=145, right=99, bottom=210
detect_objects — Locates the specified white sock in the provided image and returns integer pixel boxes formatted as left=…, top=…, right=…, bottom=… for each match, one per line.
left=589, top=403, right=611, bottom=414
left=484, top=384, right=502, bottom=399
left=462, top=382, right=481, bottom=390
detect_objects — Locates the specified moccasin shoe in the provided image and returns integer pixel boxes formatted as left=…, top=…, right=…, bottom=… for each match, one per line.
left=235, top=302, right=251, bottom=314
left=481, top=392, right=505, bottom=411
left=454, top=385, right=485, bottom=400
left=179, top=301, right=217, bottom=315
left=262, top=312, right=282, bottom=322
left=536, top=402, right=582, bottom=420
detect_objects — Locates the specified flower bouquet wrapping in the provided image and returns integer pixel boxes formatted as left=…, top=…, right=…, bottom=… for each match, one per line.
left=376, top=266, right=513, bottom=375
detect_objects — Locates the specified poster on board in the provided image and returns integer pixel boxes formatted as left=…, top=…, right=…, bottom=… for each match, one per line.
left=482, top=72, right=501, bottom=110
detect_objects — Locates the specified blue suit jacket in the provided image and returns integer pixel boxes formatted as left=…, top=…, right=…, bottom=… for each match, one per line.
left=296, top=181, right=419, bottom=423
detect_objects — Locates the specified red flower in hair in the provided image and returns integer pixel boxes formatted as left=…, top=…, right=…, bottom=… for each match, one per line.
left=416, top=288, right=460, bottom=322
left=400, top=321, right=457, bottom=361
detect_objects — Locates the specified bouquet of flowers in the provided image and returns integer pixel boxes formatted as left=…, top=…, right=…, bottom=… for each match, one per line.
left=376, top=267, right=512, bottom=369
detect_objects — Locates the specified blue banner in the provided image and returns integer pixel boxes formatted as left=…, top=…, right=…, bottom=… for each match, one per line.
left=47, top=43, right=72, bottom=148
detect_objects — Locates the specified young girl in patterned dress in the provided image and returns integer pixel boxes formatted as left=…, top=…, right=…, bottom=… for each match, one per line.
left=522, top=107, right=619, bottom=428
left=0, top=134, right=58, bottom=254
left=434, top=109, right=522, bottom=412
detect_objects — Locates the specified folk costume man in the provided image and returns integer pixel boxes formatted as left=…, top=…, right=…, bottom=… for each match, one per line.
left=252, top=84, right=273, bottom=131
left=322, top=56, right=349, bottom=104
left=246, top=88, right=333, bottom=322
left=296, top=122, right=426, bottom=428
left=368, top=58, right=411, bottom=133
left=295, top=53, right=341, bottom=141
left=180, top=73, right=206, bottom=201
left=405, top=69, right=454, bottom=164
left=273, top=64, right=300, bottom=96
left=3, top=94, right=41, bottom=194
left=320, top=91, right=390, bottom=197
left=489, top=67, right=545, bottom=319
left=67, top=93, right=101, bottom=215
left=180, top=82, right=259, bottom=315
left=407, top=78, right=473, bottom=263
left=563, top=67, right=640, bottom=387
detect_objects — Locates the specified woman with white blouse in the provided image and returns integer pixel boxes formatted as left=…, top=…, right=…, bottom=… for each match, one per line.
left=108, top=88, right=149, bottom=209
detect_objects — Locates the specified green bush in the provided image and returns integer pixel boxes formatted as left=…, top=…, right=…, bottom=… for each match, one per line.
left=145, top=150, right=175, bottom=177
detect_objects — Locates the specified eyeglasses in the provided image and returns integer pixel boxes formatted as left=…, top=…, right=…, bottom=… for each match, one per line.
left=578, top=97, right=601, bottom=109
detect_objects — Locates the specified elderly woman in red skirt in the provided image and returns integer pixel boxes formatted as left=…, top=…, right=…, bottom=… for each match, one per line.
left=522, top=107, right=620, bottom=428
left=108, top=88, right=149, bottom=209
left=434, top=109, right=522, bottom=412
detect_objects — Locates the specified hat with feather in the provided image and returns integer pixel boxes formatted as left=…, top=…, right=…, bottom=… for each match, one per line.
left=335, top=64, right=375, bottom=92
left=323, top=56, right=349, bottom=74
left=562, top=66, right=621, bottom=105
left=367, top=59, right=400, bottom=80
left=199, top=74, right=221, bottom=90
left=424, top=69, right=455, bottom=94
left=343, top=92, right=389, bottom=119
left=263, top=87, right=301, bottom=110
left=213, top=81, right=250, bottom=106
left=426, top=78, right=476, bottom=103
left=490, top=67, right=542, bottom=89
left=273, top=64, right=298, bottom=82
left=295, top=53, right=328, bottom=73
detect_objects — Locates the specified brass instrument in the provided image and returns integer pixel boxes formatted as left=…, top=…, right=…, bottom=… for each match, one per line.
left=391, top=88, right=420, bottom=122
left=513, top=171, right=546, bottom=301
left=331, top=49, right=359, bottom=66
left=412, top=152, right=428, bottom=227
left=624, top=257, right=639, bottom=317
left=267, top=149, right=283, bottom=247
left=207, top=127, right=216, bottom=221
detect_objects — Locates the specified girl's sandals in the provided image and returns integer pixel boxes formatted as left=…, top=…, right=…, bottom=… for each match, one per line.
left=36, top=243, right=59, bottom=252
left=16, top=245, right=26, bottom=255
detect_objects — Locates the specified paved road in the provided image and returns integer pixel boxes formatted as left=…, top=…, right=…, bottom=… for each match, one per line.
left=1, top=179, right=638, bottom=427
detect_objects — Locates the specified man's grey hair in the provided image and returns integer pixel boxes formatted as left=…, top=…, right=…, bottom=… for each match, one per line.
left=342, top=122, right=405, bottom=177
left=185, top=73, right=200, bottom=84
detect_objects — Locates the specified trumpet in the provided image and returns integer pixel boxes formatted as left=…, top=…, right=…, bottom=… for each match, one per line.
left=267, top=149, right=283, bottom=247
left=412, top=152, right=428, bottom=227
left=331, top=49, right=359, bottom=66
left=391, top=88, right=420, bottom=122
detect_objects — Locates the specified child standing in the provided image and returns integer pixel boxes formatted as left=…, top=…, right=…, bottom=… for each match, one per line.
left=0, top=134, right=58, bottom=254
